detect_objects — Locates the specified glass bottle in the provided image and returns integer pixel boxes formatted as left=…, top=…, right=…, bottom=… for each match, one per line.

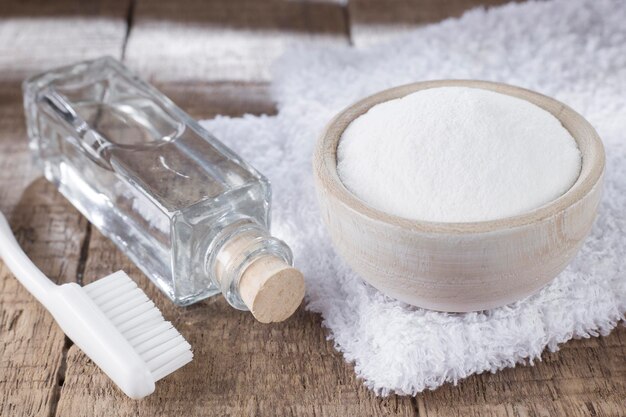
left=23, top=57, right=304, bottom=323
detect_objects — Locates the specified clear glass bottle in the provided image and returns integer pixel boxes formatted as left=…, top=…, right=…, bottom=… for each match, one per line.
left=23, top=57, right=303, bottom=322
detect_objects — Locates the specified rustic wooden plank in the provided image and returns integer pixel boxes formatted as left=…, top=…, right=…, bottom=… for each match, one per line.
left=0, top=0, right=128, bottom=17
left=0, top=0, right=130, bottom=82
left=54, top=229, right=417, bottom=417
left=124, top=0, right=350, bottom=83
left=0, top=84, right=38, bottom=212
left=154, top=81, right=277, bottom=120
left=419, top=329, right=626, bottom=417
left=1, top=1, right=624, bottom=415
left=347, top=0, right=517, bottom=46
left=0, top=84, right=90, bottom=417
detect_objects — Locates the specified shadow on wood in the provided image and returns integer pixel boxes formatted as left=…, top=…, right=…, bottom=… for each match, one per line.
left=9, top=177, right=88, bottom=285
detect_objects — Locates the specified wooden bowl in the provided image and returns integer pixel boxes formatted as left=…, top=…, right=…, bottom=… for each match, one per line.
left=313, top=80, right=605, bottom=312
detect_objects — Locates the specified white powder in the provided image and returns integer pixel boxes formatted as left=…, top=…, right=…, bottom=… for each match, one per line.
left=337, top=87, right=582, bottom=222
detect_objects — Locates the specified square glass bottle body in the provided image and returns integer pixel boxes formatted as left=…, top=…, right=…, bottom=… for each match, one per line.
left=23, top=57, right=272, bottom=306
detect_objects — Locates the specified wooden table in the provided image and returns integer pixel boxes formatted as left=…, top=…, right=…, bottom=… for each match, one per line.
left=1, top=1, right=625, bottom=416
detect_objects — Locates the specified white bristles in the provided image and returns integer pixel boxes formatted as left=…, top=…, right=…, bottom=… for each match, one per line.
left=127, top=322, right=173, bottom=346
left=84, top=271, right=193, bottom=383
left=87, top=282, right=137, bottom=306
left=83, top=272, right=130, bottom=295
left=151, top=354, right=194, bottom=382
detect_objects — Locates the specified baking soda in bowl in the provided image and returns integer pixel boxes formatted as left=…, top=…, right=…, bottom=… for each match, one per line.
left=337, top=87, right=582, bottom=223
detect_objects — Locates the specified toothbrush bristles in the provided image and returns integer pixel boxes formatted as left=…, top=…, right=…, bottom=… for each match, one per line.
left=84, top=271, right=193, bottom=382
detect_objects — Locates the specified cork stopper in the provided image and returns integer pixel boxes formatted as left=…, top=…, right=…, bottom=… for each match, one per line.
left=239, top=256, right=305, bottom=323
left=213, top=227, right=305, bottom=323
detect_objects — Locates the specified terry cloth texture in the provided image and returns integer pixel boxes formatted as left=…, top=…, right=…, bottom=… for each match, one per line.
left=201, top=0, right=626, bottom=395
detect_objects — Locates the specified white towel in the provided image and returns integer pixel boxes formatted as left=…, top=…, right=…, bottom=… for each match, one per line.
left=201, top=0, right=626, bottom=395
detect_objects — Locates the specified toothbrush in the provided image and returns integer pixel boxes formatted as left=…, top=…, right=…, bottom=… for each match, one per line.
left=0, top=211, right=193, bottom=399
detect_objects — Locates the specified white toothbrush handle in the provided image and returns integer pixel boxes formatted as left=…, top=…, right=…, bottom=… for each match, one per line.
left=0, top=212, right=156, bottom=398
left=0, top=211, right=189, bottom=399
left=0, top=211, right=56, bottom=305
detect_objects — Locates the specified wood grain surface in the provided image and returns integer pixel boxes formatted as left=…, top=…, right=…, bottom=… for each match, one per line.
left=53, top=228, right=417, bottom=417
left=0, top=0, right=129, bottom=82
left=124, top=0, right=349, bottom=82
left=0, top=1, right=624, bottom=416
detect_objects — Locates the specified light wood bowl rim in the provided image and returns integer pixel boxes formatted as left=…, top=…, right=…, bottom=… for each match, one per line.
left=314, top=80, right=605, bottom=234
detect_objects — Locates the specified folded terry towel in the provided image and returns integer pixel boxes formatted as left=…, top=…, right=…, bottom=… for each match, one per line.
left=201, top=0, right=626, bottom=395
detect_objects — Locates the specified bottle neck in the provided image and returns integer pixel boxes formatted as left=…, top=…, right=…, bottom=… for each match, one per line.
left=204, top=218, right=294, bottom=312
